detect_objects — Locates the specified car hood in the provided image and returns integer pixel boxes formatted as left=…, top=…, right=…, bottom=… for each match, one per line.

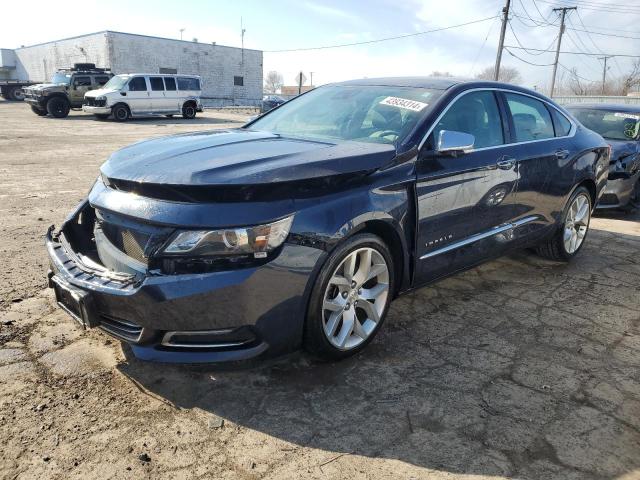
left=607, top=139, right=638, bottom=163
left=85, top=88, right=119, bottom=98
left=100, top=129, right=397, bottom=186
left=25, top=83, right=66, bottom=92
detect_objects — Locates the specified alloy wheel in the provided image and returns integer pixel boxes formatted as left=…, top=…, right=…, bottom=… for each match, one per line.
left=322, top=247, right=389, bottom=350
left=564, top=193, right=590, bottom=254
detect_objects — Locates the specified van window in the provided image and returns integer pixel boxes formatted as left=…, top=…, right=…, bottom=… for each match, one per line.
left=128, top=77, right=148, bottom=91
left=94, top=76, right=110, bottom=86
left=177, top=77, right=200, bottom=91
left=149, top=77, right=165, bottom=91
left=164, top=77, right=177, bottom=91
left=73, top=76, right=91, bottom=87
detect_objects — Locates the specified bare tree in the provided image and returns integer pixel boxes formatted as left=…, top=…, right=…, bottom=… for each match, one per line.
left=620, top=59, right=640, bottom=95
left=264, top=71, right=284, bottom=94
left=476, top=66, right=522, bottom=84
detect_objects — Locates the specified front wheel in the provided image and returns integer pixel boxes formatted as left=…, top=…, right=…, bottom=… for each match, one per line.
left=30, top=105, right=47, bottom=116
left=182, top=103, right=196, bottom=119
left=112, top=104, right=129, bottom=122
left=304, top=233, right=394, bottom=360
left=535, top=186, right=592, bottom=261
left=46, top=97, right=70, bottom=118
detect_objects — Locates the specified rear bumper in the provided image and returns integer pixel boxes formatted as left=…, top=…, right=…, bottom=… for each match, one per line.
left=83, top=105, right=111, bottom=115
left=596, top=172, right=640, bottom=209
left=46, top=226, right=325, bottom=363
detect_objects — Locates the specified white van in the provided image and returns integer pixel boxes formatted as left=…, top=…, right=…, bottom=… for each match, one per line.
left=83, top=74, right=202, bottom=121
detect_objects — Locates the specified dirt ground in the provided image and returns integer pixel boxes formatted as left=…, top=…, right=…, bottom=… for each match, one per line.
left=1, top=100, right=639, bottom=480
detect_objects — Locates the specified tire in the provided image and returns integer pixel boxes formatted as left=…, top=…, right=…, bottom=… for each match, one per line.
left=182, top=103, right=196, bottom=119
left=304, top=233, right=395, bottom=360
left=9, top=86, right=25, bottom=101
left=112, top=104, right=129, bottom=122
left=535, top=186, right=592, bottom=262
left=30, top=105, right=47, bottom=116
left=94, top=114, right=110, bottom=120
left=46, top=97, right=70, bottom=118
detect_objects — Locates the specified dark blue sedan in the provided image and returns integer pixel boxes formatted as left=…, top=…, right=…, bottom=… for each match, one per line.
left=46, top=77, right=609, bottom=363
left=566, top=103, right=640, bottom=211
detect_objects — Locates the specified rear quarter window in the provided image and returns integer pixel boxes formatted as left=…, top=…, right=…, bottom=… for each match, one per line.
left=177, top=77, right=200, bottom=91
left=551, top=109, right=572, bottom=137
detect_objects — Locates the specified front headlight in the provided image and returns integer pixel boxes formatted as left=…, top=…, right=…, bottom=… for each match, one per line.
left=161, top=215, right=294, bottom=258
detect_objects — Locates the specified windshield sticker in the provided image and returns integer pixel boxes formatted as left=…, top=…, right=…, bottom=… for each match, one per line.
left=614, top=112, right=640, bottom=121
left=379, top=96, right=428, bottom=112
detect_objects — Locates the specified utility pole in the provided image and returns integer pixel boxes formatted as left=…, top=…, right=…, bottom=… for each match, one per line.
left=598, top=55, right=613, bottom=94
left=240, top=17, right=246, bottom=66
left=179, top=28, right=185, bottom=41
left=549, top=7, right=576, bottom=97
left=494, top=0, right=511, bottom=81
left=310, top=72, right=314, bottom=87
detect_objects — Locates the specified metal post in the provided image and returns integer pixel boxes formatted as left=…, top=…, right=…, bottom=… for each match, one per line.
left=549, top=7, right=576, bottom=97
left=494, top=0, right=511, bottom=81
left=598, top=56, right=613, bottom=95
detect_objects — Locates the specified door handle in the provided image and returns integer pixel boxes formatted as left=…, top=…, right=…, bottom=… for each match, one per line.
left=555, top=149, right=570, bottom=159
left=496, top=157, right=516, bottom=170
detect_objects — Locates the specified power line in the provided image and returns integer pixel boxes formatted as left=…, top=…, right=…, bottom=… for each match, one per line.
left=504, top=44, right=640, bottom=59
left=559, top=63, right=598, bottom=82
left=531, top=0, right=555, bottom=22
left=264, top=15, right=499, bottom=53
left=535, top=0, right=640, bottom=15
left=505, top=47, right=555, bottom=66
left=508, top=19, right=558, bottom=55
left=469, top=17, right=499, bottom=75
left=511, top=13, right=640, bottom=40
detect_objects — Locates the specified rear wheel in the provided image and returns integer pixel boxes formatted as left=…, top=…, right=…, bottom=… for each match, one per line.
left=30, top=105, right=47, bottom=116
left=46, top=97, right=70, bottom=118
left=535, top=186, right=592, bottom=261
left=112, top=104, right=129, bottom=122
left=304, top=233, right=394, bottom=360
left=8, top=86, right=25, bottom=101
left=182, top=103, right=196, bottom=119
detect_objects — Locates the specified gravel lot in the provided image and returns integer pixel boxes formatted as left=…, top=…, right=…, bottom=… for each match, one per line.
left=1, top=100, right=639, bottom=480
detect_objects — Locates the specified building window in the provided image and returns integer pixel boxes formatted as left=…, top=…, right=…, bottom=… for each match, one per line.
left=234, top=76, right=244, bottom=86
left=159, top=67, right=177, bottom=74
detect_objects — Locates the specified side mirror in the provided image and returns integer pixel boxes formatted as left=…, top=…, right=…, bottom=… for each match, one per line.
left=437, top=130, right=475, bottom=155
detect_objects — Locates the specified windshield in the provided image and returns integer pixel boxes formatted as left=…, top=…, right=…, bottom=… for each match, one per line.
left=102, top=75, right=130, bottom=90
left=569, top=108, right=640, bottom=141
left=249, top=85, right=441, bottom=145
left=50, top=72, right=71, bottom=85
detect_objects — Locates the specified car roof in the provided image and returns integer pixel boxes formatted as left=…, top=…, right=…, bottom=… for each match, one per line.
left=118, top=73, right=200, bottom=78
left=565, top=103, right=640, bottom=113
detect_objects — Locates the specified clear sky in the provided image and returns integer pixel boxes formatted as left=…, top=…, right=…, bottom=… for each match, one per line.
left=1, top=0, right=639, bottom=92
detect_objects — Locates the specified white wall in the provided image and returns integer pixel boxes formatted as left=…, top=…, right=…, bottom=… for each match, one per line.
left=108, top=32, right=263, bottom=107
left=13, top=33, right=109, bottom=82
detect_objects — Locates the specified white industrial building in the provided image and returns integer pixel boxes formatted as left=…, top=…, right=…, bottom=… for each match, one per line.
left=0, top=31, right=263, bottom=106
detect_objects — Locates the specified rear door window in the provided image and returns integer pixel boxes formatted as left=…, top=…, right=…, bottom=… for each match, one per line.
left=164, top=77, right=177, bottom=91
left=128, top=77, right=148, bottom=91
left=149, top=77, right=165, bottom=91
left=94, top=76, right=110, bottom=86
left=177, top=77, right=200, bottom=91
left=505, top=93, right=555, bottom=142
left=73, top=76, right=91, bottom=87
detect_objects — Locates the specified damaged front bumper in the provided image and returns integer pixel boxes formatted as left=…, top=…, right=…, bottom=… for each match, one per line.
left=597, top=167, right=640, bottom=209
left=45, top=204, right=324, bottom=363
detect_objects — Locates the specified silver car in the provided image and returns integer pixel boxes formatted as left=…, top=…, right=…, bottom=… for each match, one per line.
left=567, top=103, right=640, bottom=211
